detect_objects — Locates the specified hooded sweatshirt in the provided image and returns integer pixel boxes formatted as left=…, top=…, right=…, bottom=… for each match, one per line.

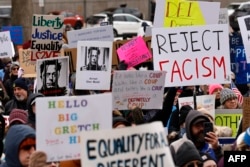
left=0, top=125, right=36, bottom=167
left=26, top=93, right=44, bottom=129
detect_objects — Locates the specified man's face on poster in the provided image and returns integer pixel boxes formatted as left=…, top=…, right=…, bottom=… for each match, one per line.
left=90, top=50, right=99, bottom=65
left=44, top=64, right=59, bottom=88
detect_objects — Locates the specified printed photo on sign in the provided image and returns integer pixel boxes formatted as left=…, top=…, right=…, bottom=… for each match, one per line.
left=36, top=93, right=112, bottom=161
left=36, top=57, right=69, bottom=96
left=76, top=41, right=112, bottom=90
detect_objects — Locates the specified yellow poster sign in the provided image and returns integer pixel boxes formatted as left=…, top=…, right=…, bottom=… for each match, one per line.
left=164, top=0, right=206, bottom=27
left=215, top=109, right=242, bottom=137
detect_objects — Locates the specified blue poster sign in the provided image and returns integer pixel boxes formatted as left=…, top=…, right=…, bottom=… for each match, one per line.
left=1, top=26, right=23, bottom=45
left=230, top=32, right=250, bottom=84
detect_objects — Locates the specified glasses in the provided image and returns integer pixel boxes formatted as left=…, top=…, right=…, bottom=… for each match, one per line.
left=185, top=161, right=203, bottom=167
left=12, top=67, right=19, bottom=71
left=20, top=144, right=36, bottom=150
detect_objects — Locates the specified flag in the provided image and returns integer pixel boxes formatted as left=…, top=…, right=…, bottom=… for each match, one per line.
left=231, top=82, right=243, bottom=104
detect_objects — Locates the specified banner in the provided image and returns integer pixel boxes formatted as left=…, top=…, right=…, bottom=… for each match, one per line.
left=2, top=26, right=23, bottom=45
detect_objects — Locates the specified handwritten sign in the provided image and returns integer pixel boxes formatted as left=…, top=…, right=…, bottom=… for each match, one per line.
left=215, top=109, right=242, bottom=137
left=112, top=71, right=166, bottom=110
left=67, top=25, right=114, bottom=48
left=113, top=36, right=152, bottom=66
left=178, top=95, right=215, bottom=118
left=154, top=0, right=220, bottom=27
left=117, top=36, right=152, bottom=68
left=31, top=14, right=64, bottom=61
left=0, top=31, right=14, bottom=58
left=2, top=26, right=23, bottom=45
left=36, top=93, right=112, bottom=161
left=238, top=15, right=250, bottom=63
left=80, top=122, right=175, bottom=167
left=18, top=49, right=36, bottom=78
left=152, top=24, right=231, bottom=86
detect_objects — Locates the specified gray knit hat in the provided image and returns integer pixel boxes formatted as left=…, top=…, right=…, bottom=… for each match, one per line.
left=220, top=88, right=237, bottom=104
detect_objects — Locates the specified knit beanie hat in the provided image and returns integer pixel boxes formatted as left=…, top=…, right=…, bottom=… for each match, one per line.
left=113, top=116, right=131, bottom=128
left=13, top=78, right=28, bottom=91
left=179, top=105, right=193, bottom=125
left=9, top=109, right=28, bottom=126
left=220, top=88, right=237, bottom=104
left=243, top=127, right=250, bottom=146
left=175, top=141, right=202, bottom=167
left=208, top=84, right=223, bottom=95
left=200, top=152, right=216, bottom=163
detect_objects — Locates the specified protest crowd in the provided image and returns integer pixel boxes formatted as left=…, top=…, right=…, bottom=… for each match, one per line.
left=1, top=0, right=250, bottom=167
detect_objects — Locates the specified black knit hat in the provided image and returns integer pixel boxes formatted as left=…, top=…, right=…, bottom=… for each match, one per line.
left=13, top=78, right=28, bottom=91
left=176, top=141, right=203, bottom=167
left=179, top=105, right=193, bottom=125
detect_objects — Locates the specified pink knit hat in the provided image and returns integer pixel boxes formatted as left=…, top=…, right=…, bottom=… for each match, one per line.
left=208, top=84, right=223, bottom=95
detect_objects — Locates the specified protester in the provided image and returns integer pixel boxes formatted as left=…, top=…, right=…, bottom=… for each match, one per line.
left=26, top=93, right=44, bottom=129
left=208, top=84, right=223, bottom=108
left=0, top=115, right=5, bottom=162
left=4, top=78, right=32, bottom=115
left=175, top=141, right=203, bottom=167
left=0, top=124, right=35, bottom=167
left=200, top=152, right=217, bottom=167
left=236, top=127, right=250, bottom=151
left=3, top=62, right=20, bottom=100
left=219, top=88, right=241, bottom=109
left=170, top=110, right=223, bottom=163
left=8, top=109, right=28, bottom=127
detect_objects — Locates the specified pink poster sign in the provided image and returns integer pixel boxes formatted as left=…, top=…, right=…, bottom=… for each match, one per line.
left=117, top=36, right=152, bottom=68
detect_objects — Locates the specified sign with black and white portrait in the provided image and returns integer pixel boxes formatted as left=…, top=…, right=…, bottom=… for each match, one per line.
left=76, top=41, right=113, bottom=90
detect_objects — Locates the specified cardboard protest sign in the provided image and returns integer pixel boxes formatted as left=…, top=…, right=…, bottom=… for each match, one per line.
left=18, top=49, right=36, bottom=78
left=229, top=33, right=250, bottom=84
left=178, top=95, right=215, bottom=118
left=1, top=26, right=23, bottom=45
left=80, top=121, right=175, bottom=167
left=0, top=31, right=15, bottom=58
left=67, top=25, right=114, bottom=48
left=112, top=70, right=166, bottom=110
left=117, top=36, right=152, bottom=68
left=238, top=15, right=250, bottom=63
left=31, top=14, right=64, bottom=61
left=36, top=57, right=69, bottom=96
left=64, top=48, right=77, bottom=73
left=152, top=24, right=231, bottom=87
left=75, top=41, right=112, bottom=90
left=242, top=97, right=250, bottom=132
left=113, top=36, right=152, bottom=66
left=215, top=109, right=242, bottom=137
left=36, top=93, right=112, bottom=161
left=154, top=0, right=220, bottom=27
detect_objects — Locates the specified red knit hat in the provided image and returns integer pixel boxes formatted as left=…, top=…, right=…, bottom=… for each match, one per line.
left=9, top=109, right=28, bottom=126
left=208, top=84, right=223, bottom=95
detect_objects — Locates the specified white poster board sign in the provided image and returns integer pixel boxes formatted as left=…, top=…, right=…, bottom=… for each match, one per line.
left=36, top=93, right=112, bottom=161
left=31, top=14, right=64, bottom=61
left=0, top=31, right=14, bottom=58
left=80, top=122, right=175, bottom=167
left=75, top=41, right=113, bottom=90
left=238, top=15, right=250, bottom=63
left=152, top=24, right=231, bottom=86
left=178, top=95, right=215, bottom=118
left=67, top=25, right=114, bottom=48
left=112, top=71, right=166, bottom=110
